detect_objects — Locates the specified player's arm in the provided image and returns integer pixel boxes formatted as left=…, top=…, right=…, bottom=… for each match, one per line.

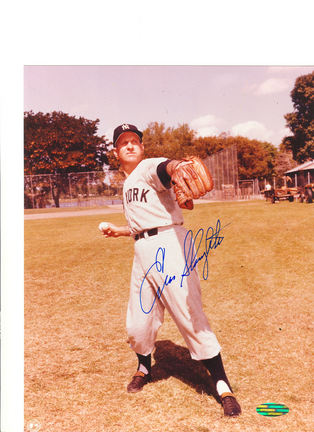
left=156, top=159, right=181, bottom=188
left=157, top=157, right=214, bottom=209
left=166, top=160, right=182, bottom=176
left=99, top=222, right=131, bottom=238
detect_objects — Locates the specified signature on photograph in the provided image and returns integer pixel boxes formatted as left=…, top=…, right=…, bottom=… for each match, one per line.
left=139, top=219, right=228, bottom=314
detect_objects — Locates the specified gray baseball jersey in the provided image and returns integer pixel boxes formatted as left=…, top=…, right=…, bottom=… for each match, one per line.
left=122, top=157, right=183, bottom=235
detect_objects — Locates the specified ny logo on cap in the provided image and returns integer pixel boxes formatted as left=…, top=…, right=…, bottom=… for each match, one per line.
left=122, top=124, right=130, bottom=130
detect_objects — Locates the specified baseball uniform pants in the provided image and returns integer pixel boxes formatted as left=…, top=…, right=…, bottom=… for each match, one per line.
left=126, top=225, right=221, bottom=360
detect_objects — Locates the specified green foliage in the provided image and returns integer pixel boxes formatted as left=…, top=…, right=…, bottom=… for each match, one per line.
left=107, top=121, right=278, bottom=180
left=274, top=151, right=298, bottom=178
left=282, top=71, right=314, bottom=163
left=24, top=111, right=108, bottom=207
left=24, top=111, right=108, bottom=175
left=223, top=136, right=278, bottom=179
left=142, top=122, right=196, bottom=159
left=260, top=141, right=278, bottom=179
left=142, top=122, right=278, bottom=179
left=193, top=134, right=226, bottom=157
left=106, top=149, right=120, bottom=170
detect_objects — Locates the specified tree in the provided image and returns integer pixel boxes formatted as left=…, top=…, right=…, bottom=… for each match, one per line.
left=260, top=141, right=278, bottom=179
left=24, top=111, right=108, bottom=206
left=282, top=71, right=314, bottom=163
left=106, top=121, right=277, bottom=181
left=105, top=149, right=120, bottom=170
left=24, top=111, right=107, bottom=174
left=142, top=122, right=171, bottom=158
left=142, top=122, right=196, bottom=160
left=105, top=122, right=197, bottom=170
left=193, top=134, right=228, bottom=158
left=274, top=151, right=297, bottom=185
left=228, top=136, right=277, bottom=180
left=193, top=135, right=277, bottom=179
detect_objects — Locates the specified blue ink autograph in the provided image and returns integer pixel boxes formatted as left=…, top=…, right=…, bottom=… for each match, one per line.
left=180, top=218, right=226, bottom=287
left=140, top=247, right=176, bottom=314
left=139, top=219, right=228, bottom=314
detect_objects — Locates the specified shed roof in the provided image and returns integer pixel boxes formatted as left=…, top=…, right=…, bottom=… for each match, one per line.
left=285, top=160, right=314, bottom=174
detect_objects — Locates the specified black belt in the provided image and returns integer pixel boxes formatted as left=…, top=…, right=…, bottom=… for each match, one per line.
left=134, top=227, right=158, bottom=241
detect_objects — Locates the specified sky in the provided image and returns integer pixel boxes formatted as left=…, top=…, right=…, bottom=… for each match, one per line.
left=24, top=65, right=313, bottom=148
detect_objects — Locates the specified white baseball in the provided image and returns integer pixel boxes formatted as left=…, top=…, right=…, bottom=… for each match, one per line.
left=98, top=222, right=109, bottom=232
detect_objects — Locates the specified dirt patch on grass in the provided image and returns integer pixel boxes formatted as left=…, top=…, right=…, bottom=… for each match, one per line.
left=24, top=205, right=124, bottom=220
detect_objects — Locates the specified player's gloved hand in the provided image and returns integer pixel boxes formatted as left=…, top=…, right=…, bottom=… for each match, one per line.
left=171, top=156, right=214, bottom=210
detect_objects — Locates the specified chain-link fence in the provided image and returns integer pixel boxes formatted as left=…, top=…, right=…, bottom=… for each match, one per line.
left=24, top=170, right=124, bottom=209
left=238, top=179, right=261, bottom=200
left=24, top=145, right=263, bottom=208
left=202, top=145, right=239, bottom=200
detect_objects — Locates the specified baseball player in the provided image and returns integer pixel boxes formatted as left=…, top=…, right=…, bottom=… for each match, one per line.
left=100, top=123, right=241, bottom=417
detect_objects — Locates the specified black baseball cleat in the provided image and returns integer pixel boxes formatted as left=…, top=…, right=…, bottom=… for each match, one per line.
left=220, top=392, right=242, bottom=417
left=127, top=371, right=151, bottom=393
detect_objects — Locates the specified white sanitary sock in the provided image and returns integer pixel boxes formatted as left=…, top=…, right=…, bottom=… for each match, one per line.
left=138, top=364, right=149, bottom=375
left=216, top=380, right=232, bottom=395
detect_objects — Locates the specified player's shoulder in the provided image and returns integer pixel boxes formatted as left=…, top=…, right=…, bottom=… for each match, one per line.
left=136, top=157, right=168, bottom=171
left=139, top=157, right=168, bottom=166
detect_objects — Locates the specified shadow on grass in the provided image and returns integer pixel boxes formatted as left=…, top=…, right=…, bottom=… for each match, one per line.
left=151, top=340, right=220, bottom=403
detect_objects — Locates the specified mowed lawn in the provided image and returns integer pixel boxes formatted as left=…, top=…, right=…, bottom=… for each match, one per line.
left=24, top=201, right=314, bottom=432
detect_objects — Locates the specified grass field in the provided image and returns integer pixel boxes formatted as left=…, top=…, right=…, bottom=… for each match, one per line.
left=24, top=206, right=110, bottom=215
left=24, top=201, right=314, bottom=432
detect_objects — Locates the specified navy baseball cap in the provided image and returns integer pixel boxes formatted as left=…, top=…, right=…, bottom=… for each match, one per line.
left=113, top=123, right=143, bottom=147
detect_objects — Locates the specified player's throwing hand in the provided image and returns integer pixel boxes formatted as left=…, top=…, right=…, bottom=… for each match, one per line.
left=98, top=222, right=130, bottom=238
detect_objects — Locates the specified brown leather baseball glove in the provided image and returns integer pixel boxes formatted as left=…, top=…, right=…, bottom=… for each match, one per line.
left=171, top=156, right=214, bottom=210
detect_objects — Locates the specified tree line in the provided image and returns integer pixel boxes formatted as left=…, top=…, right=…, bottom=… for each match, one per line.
left=25, top=71, right=313, bottom=184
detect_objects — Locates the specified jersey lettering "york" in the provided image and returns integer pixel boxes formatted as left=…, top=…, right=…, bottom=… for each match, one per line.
left=125, top=188, right=150, bottom=204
